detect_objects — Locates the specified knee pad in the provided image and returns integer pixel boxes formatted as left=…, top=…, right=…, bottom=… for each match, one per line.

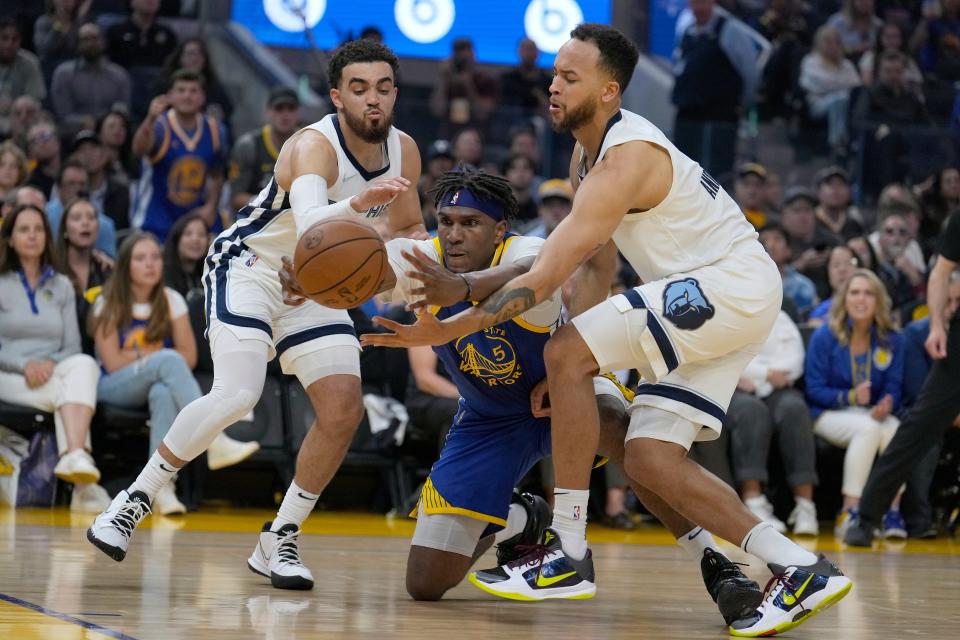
left=208, top=382, right=261, bottom=423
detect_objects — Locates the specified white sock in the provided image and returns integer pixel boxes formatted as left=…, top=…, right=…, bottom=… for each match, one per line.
left=741, top=522, right=818, bottom=567
left=676, top=526, right=720, bottom=560
left=551, top=488, right=589, bottom=560
left=494, top=503, right=529, bottom=544
left=129, top=452, right=179, bottom=501
left=272, top=480, right=319, bottom=531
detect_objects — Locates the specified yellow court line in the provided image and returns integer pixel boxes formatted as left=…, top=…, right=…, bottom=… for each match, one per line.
left=0, top=599, right=121, bottom=640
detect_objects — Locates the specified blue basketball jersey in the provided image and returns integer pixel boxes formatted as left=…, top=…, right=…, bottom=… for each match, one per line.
left=132, top=109, right=226, bottom=242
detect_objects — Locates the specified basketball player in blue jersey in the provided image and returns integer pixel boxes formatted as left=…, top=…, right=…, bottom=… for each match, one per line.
left=366, top=167, right=759, bottom=620
left=88, top=40, right=427, bottom=591
left=362, top=26, right=851, bottom=636
left=130, top=69, right=228, bottom=242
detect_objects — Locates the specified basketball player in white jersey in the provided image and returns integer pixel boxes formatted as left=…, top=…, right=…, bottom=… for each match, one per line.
left=361, top=25, right=851, bottom=636
left=88, top=40, right=427, bottom=591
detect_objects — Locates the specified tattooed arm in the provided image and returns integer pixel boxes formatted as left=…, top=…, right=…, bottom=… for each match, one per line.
left=361, top=141, right=672, bottom=347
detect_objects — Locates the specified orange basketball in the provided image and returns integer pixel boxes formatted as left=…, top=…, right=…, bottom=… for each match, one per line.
left=293, top=217, right=388, bottom=309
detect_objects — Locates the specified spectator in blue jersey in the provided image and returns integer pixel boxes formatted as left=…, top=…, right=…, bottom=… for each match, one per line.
left=130, top=69, right=227, bottom=243
left=760, top=222, right=818, bottom=318
left=805, top=268, right=906, bottom=539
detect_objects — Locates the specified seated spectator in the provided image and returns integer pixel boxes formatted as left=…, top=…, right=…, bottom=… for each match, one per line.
left=805, top=268, right=906, bottom=539
left=55, top=197, right=113, bottom=355
left=106, top=0, right=178, bottom=119
left=0, top=203, right=109, bottom=513
left=826, top=0, right=883, bottom=60
left=97, top=107, right=135, bottom=182
left=808, top=244, right=861, bottom=324
left=765, top=170, right=782, bottom=214
left=131, top=69, right=227, bottom=242
left=6, top=94, right=42, bottom=151
left=507, top=125, right=542, bottom=168
left=452, top=127, right=483, bottom=167
left=912, top=0, right=960, bottom=81
left=502, top=154, right=538, bottom=223
left=815, top=166, right=865, bottom=242
left=162, top=212, right=208, bottom=297
left=71, top=130, right=130, bottom=232
left=33, top=0, right=89, bottom=83
left=158, top=37, right=233, bottom=126
left=799, top=25, right=862, bottom=156
left=760, top=222, right=818, bottom=318
left=872, top=206, right=923, bottom=313
left=25, top=120, right=63, bottom=199
left=0, top=18, right=46, bottom=136
left=859, top=22, right=923, bottom=92
left=725, top=309, right=819, bottom=535
left=91, top=232, right=257, bottom=516
left=877, top=182, right=927, bottom=264
left=418, top=140, right=454, bottom=231
left=47, top=160, right=117, bottom=257
left=735, top=162, right=772, bottom=228
left=1, top=184, right=47, bottom=223
left=498, top=38, right=551, bottom=119
left=917, top=166, right=960, bottom=242
left=780, top=186, right=836, bottom=297
left=50, top=22, right=131, bottom=134
left=229, top=87, right=300, bottom=211
left=869, top=199, right=926, bottom=285
left=0, top=140, right=29, bottom=202
left=525, top=179, right=573, bottom=239
left=429, top=38, right=498, bottom=137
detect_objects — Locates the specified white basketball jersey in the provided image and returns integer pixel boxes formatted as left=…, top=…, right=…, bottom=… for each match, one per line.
left=581, top=109, right=758, bottom=283
left=210, top=114, right=403, bottom=271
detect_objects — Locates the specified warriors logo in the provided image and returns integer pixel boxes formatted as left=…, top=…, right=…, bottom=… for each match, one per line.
left=455, top=328, right=522, bottom=385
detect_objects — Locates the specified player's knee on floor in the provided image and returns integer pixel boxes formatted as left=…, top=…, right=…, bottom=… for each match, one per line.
left=405, top=546, right=472, bottom=601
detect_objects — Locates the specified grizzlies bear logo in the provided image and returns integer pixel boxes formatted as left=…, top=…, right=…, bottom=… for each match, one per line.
left=662, top=278, right=715, bottom=330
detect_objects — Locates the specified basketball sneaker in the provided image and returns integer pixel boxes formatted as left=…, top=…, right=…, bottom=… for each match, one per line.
left=468, top=528, right=595, bottom=601
left=834, top=507, right=857, bottom=537
left=842, top=517, right=875, bottom=547
left=248, top=521, right=314, bottom=590
left=745, top=495, right=786, bottom=534
left=495, top=491, right=551, bottom=565
left=728, top=554, right=852, bottom=637
left=86, top=490, right=152, bottom=561
left=787, top=499, right=819, bottom=536
left=700, top=548, right=763, bottom=625
left=882, top=509, right=908, bottom=539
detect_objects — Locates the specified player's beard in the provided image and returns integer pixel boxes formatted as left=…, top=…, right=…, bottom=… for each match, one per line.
left=552, top=98, right=598, bottom=132
left=342, top=108, right=394, bottom=144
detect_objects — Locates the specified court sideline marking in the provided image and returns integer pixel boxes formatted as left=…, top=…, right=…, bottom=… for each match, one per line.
left=0, top=592, right=138, bottom=640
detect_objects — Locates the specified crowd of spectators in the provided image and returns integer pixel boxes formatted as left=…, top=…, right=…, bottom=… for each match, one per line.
left=0, top=1, right=958, bottom=540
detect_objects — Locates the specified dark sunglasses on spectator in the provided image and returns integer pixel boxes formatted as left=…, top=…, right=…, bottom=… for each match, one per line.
left=882, top=227, right=908, bottom=236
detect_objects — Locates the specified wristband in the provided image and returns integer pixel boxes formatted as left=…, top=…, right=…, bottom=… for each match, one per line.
left=459, top=273, right=473, bottom=301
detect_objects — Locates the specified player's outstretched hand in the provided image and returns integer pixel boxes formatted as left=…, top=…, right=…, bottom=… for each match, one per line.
left=403, top=246, right=469, bottom=310
left=350, top=176, right=410, bottom=212
left=530, top=378, right=551, bottom=418
left=360, top=313, right=448, bottom=348
left=279, top=255, right=308, bottom=306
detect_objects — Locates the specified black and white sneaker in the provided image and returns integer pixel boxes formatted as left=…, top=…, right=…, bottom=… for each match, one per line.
left=248, top=521, right=315, bottom=590
left=495, top=491, right=552, bottom=565
left=86, top=490, right=152, bottom=562
left=469, top=528, right=596, bottom=601
left=700, top=548, right=763, bottom=624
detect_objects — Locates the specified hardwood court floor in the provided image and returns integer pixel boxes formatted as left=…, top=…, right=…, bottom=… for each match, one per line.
left=1, top=507, right=958, bottom=639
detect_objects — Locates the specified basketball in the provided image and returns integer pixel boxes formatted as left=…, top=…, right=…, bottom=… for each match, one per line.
left=293, top=217, right=388, bottom=309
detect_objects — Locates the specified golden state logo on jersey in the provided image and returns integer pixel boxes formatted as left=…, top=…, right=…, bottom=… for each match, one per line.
left=455, top=327, right=523, bottom=386
left=873, top=347, right=892, bottom=371
left=167, top=155, right=207, bottom=207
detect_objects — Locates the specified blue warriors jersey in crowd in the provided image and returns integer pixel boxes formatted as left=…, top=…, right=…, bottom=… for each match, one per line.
left=131, top=109, right=226, bottom=242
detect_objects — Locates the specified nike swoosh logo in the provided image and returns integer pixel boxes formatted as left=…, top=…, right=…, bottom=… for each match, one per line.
left=297, top=492, right=315, bottom=500
left=783, top=574, right=814, bottom=606
left=687, top=528, right=703, bottom=541
left=536, top=570, right=577, bottom=588
left=159, top=463, right=174, bottom=472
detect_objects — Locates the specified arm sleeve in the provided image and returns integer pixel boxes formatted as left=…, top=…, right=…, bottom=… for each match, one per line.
left=804, top=327, right=851, bottom=409
left=382, top=238, right=439, bottom=304
left=49, top=282, right=81, bottom=363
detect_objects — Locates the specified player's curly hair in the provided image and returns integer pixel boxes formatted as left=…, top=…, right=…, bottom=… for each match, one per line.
left=327, top=39, right=400, bottom=89
left=430, top=165, right=518, bottom=222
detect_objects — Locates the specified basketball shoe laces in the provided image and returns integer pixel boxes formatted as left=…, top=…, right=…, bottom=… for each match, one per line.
left=705, top=553, right=752, bottom=594
left=762, top=571, right=807, bottom=614
left=276, top=531, right=304, bottom=566
left=112, top=499, right=150, bottom=539
left=507, top=543, right=554, bottom=575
